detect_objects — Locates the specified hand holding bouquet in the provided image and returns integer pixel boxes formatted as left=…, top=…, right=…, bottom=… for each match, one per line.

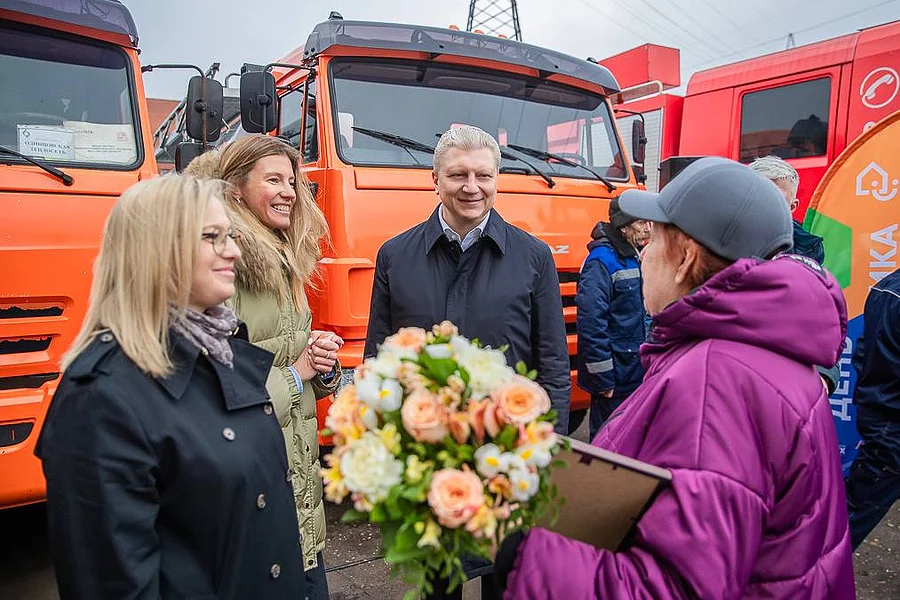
left=321, top=322, right=564, bottom=598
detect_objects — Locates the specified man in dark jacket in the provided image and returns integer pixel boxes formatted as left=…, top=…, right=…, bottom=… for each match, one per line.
left=363, top=126, right=570, bottom=435
left=749, top=155, right=840, bottom=392
left=845, top=268, right=900, bottom=549
left=364, top=125, right=570, bottom=600
left=574, top=199, right=650, bottom=438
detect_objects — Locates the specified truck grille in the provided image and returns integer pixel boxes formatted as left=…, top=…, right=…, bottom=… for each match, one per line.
left=558, top=269, right=579, bottom=372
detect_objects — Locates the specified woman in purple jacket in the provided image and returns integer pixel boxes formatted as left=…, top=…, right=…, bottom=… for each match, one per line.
left=494, top=157, right=855, bottom=599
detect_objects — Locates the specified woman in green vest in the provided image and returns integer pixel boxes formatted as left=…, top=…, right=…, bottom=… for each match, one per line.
left=187, top=135, right=340, bottom=598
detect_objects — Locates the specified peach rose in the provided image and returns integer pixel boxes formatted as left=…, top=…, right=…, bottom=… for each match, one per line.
left=447, top=411, right=471, bottom=445
left=432, top=320, right=459, bottom=338
left=401, top=389, right=449, bottom=443
left=427, top=467, right=485, bottom=528
left=397, top=362, right=427, bottom=392
left=467, top=398, right=505, bottom=442
left=467, top=399, right=486, bottom=443
left=492, top=375, right=551, bottom=425
left=483, top=400, right=505, bottom=438
left=383, top=327, right=427, bottom=357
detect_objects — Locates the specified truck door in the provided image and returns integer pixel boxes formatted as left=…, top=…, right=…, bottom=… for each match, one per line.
left=734, top=68, right=842, bottom=218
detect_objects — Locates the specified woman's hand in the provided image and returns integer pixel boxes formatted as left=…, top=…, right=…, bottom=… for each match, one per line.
left=308, top=330, right=344, bottom=375
left=290, top=351, right=319, bottom=381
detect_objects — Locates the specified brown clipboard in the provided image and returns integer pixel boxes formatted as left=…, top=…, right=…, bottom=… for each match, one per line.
left=538, top=436, right=672, bottom=550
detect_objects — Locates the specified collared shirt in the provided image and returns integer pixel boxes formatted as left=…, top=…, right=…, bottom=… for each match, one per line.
left=437, top=205, right=490, bottom=252
left=364, top=206, right=571, bottom=433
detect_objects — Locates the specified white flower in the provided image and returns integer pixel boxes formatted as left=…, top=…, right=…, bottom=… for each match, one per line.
left=500, top=453, right=527, bottom=475
left=340, top=432, right=404, bottom=503
left=449, top=335, right=472, bottom=356
left=514, top=444, right=552, bottom=468
left=456, top=345, right=514, bottom=399
left=368, top=353, right=403, bottom=380
left=358, top=403, right=379, bottom=430
left=474, top=443, right=504, bottom=478
left=509, top=469, right=540, bottom=501
left=424, top=343, right=453, bottom=359
left=356, top=372, right=381, bottom=403
left=356, top=373, right=403, bottom=412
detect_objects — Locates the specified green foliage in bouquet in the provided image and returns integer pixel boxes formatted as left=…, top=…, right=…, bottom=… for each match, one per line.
left=321, top=322, right=566, bottom=598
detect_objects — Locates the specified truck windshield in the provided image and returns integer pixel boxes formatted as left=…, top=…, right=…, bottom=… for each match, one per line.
left=0, top=23, right=139, bottom=169
left=329, top=58, right=627, bottom=180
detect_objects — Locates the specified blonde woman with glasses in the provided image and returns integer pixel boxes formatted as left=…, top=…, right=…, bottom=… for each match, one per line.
left=36, top=175, right=305, bottom=600
left=186, top=135, right=340, bottom=598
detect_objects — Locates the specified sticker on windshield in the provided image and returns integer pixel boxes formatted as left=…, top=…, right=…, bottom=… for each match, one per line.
left=64, top=121, right=137, bottom=165
left=17, top=125, right=75, bottom=161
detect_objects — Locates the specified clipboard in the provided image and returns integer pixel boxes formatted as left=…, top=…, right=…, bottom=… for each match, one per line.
left=538, top=437, right=672, bottom=550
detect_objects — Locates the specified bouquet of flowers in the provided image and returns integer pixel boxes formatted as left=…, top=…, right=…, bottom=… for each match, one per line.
left=321, top=321, right=565, bottom=598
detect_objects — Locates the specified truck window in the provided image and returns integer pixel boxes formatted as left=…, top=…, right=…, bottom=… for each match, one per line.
left=303, top=79, right=318, bottom=163
left=329, top=58, right=625, bottom=179
left=280, top=81, right=318, bottom=163
left=0, top=22, right=139, bottom=168
left=280, top=88, right=303, bottom=148
left=739, top=78, right=830, bottom=163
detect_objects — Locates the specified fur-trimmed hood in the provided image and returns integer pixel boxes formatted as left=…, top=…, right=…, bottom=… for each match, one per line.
left=229, top=204, right=290, bottom=297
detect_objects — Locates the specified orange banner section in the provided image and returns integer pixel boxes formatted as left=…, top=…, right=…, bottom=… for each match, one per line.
left=806, top=109, right=900, bottom=317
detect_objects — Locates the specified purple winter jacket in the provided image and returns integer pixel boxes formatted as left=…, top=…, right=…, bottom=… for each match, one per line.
left=505, top=256, right=855, bottom=599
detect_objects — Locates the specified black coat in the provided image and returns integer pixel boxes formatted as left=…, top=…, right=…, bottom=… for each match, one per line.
left=35, top=326, right=304, bottom=600
left=364, top=207, right=571, bottom=433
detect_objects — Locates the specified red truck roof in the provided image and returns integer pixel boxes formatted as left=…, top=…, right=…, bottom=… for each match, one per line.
left=687, top=19, right=900, bottom=95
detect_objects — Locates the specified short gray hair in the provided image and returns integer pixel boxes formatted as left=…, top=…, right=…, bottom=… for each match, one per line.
left=433, top=126, right=501, bottom=173
left=749, top=155, right=799, bottom=188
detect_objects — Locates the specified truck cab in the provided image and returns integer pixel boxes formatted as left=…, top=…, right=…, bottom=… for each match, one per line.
left=0, top=0, right=156, bottom=508
left=236, top=17, right=644, bottom=429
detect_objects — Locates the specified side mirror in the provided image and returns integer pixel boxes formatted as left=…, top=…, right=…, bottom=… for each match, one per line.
left=632, top=164, right=647, bottom=185
left=631, top=119, right=646, bottom=165
left=174, top=142, right=203, bottom=172
left=240, top=71, right=277, bottom=133
left=185, top=76, right=224, bottom=143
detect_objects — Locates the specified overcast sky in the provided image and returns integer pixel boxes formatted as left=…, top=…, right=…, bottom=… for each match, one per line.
left=122, top=0, right=900, bottom=100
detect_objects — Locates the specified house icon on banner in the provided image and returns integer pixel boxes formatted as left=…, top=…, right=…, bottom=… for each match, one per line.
left=856, top=162, right=898, bottom=202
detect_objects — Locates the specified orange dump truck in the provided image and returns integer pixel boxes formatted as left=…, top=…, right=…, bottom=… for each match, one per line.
left=0, top=0, right=158, bottom=508
left=230, top=15, right=647, bottom=433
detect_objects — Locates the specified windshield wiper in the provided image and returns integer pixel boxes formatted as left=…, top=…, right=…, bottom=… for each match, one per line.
left=0, top=145, right=73, bottom=186
left=506, top=143, right=616, bottom=192
left=351, top=127, right=434, bottom=165
left=498, top=146, right=556, bottom=188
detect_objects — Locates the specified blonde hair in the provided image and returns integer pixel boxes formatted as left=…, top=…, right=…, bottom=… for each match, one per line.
left=63, top=175, right=224, bottom=378
left=196, top=135, right=328, bottom=309
left=434, top=125, right=501, bottom=173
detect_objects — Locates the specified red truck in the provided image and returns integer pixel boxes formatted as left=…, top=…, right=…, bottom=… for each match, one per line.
left=601, top=19, right=900, bottom=216
left=600, top=21, right=900, bottom=472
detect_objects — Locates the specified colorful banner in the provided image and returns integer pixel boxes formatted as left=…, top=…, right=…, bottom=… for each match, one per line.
left=805, top=109, right=900, bottom=474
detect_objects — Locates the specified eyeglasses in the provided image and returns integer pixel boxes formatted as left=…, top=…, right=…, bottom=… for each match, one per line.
left=201, top=229, right=241, bottom=256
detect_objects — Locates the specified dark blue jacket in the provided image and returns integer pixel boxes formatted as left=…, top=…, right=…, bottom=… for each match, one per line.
left=364, top=207, right=571, bottom=433
left=852, top=268, right=900, bottom=464
left=575, top=222, right=647, bottom=396
left=790, top=220, right=840, bottom=393
left=792, top=220, right=825, bottom=265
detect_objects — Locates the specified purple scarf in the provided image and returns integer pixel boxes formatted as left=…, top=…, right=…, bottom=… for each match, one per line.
left=169, top=305, right=239, bottom=368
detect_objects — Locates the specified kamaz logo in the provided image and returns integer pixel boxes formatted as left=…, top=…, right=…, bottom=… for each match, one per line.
left=548, top=244, right=570, bottom=255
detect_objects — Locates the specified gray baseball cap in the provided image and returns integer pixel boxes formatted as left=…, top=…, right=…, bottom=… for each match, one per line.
left=618, top=156, right=793, bottom=260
